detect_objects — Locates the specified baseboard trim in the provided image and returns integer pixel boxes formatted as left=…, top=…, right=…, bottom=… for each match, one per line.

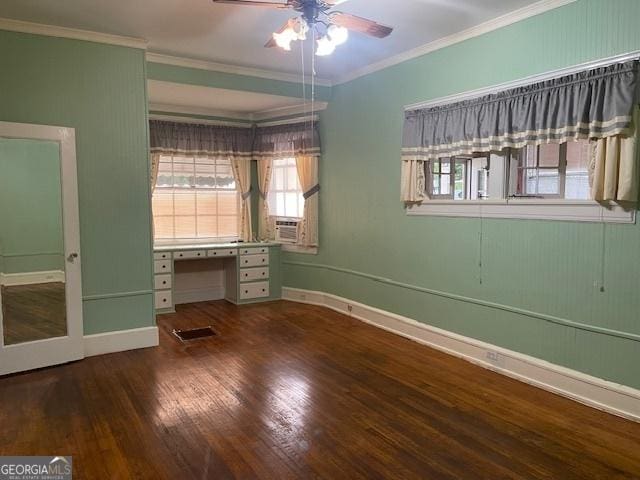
left=283, top=287, right=640, bottom=423
left=84, top=326, right=159, bottom=357
left=174, top=286, right=225, bottom=305
left=0, top=270, right=65, bottom=286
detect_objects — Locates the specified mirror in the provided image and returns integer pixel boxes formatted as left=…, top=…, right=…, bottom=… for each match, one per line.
left=0, top=138, right=66, bottom=345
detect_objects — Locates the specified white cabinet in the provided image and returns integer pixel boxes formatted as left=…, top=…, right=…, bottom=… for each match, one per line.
left=154, top=259, right=172, bottom=274
left=154, top=252, right=171, bottom=260
left=239, top=254, right=269, bottom=268
left=240, top=267, right=269, bottom=283
left=154, top=290, right=173, bottom=310
left=174, top=250, right=206, bottom=260
left=154, top=274, right=172, bottom=290
left=240, top=246, right=269, bottom=255
left=239, top=281, right=270, bottom=300
left=207, top=248, right=238, bottom=258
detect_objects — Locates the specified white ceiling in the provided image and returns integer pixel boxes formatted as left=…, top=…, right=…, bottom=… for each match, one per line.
left=0, top=0, right=543, bottom=81
left=148, top=80, right=311, bottom=118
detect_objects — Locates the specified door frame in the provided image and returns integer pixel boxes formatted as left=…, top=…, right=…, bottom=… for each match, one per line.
left=0, top=121, right=83, bottom=375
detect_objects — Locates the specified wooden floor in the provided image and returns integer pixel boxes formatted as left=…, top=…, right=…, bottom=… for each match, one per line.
left=1, top=282, right=66, bottom=345
left=1, top=300, right=639, bottom=479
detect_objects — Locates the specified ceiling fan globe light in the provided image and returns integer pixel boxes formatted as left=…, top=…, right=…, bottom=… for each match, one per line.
left=327, top=24, right=349, bottom=46
left=315, top=35, right=336, bottom=56
left=273, top=28, right=296, bottom=50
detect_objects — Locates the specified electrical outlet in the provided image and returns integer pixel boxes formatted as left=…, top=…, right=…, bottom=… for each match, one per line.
left=347, top=304, right=353, bottom=313
left=486, top=351, right=499, bottom=361
left=486, top=350, right=505, bottom=367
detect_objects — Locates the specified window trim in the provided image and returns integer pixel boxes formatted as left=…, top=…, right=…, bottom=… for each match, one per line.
left=152, top=154, right=241, bottom=242
left=411, top=146, right=635, bottom=224
left=407, top=198, right=635, bottom=223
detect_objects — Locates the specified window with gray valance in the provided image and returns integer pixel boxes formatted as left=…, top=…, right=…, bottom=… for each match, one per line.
left=401, top=60, right=640, bottom=203
left=252, top=122, right=321, bottom=160
left=149, top=120, right=254, bottom=158
left=149, top=120, right=321, bottom=245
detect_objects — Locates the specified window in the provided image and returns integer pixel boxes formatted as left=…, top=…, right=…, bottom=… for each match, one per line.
left=426, top=156, right=489, bottom=200
left=152, top=155, right=239, bottom=240
left=411, top=139, right=633, bottom=223
left=509, top=141, right=590, bottom=199
left=268, top=158, right=304, bottom=218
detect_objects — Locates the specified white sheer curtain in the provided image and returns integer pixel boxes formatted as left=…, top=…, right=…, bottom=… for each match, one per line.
left=589, top=107, right=639, bottom=203
left=295, top=154, right=319, bottom=247
left=231, top=158, right=253, bottom=242
left=257, top=159, right=274, bottom=241
left=150, top=153, right=161, bottom=237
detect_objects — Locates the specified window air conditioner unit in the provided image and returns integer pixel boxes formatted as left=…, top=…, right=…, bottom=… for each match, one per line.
left=275, top=220, right=299, bottom=244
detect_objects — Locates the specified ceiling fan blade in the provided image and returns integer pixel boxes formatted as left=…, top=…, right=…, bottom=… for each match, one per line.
left=212, top=0, right=290, bottom=8
left=330, top=12, right=393, bottom=38
left=265, top=20, right=291, bottom=48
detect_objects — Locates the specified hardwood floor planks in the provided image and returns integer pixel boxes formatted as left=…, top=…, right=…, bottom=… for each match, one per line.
left=0, top=299, right=639, bottom=479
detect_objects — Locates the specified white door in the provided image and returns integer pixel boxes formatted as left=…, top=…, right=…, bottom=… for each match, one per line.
left=0, top=121, right=84, bottom=375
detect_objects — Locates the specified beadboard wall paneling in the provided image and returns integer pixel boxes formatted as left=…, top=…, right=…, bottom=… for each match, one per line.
left=283, top=0, right=640, bottom=389
left=0, top=30, right=153, bottom=335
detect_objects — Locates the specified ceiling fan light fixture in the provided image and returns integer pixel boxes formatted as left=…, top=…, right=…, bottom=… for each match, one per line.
left=327, top=24, right=348, bottom=46
left=315, top=35, right=336, bottom=56
left=273, top=28, right=296, bottom=50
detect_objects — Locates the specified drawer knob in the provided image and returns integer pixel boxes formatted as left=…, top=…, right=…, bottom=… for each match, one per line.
left=163, top=299, right=167, bottom=303
left=245, top=290, right=248, bottom=294
left=262, top=289, right=265, bottom=292
left=162, top=265, right=166, bottom=269
left=162, top=281, right=166, bottom=285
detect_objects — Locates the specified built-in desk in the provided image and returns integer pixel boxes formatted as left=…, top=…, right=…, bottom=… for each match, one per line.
left=153, top=242, right=281, bottom=313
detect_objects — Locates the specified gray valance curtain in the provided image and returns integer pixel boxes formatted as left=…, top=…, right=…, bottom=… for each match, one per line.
left=149, top=120, right=254, bottom=158
left=402, top=60, right=640, bottom=161
left=253, top=121, right=321, bottom=160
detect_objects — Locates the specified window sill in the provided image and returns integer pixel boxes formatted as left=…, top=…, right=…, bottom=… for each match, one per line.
left=280, top=243, right=318, bottom=255
left=406, top=199, right=636, bottom=223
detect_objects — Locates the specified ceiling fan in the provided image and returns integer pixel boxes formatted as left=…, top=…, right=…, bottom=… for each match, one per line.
left=212, top=0, right=393, bottom=56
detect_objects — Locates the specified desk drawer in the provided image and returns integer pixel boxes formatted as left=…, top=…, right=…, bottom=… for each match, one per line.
left=240, top=281, right=269, bottom=300
left=154, top=259, right=172, bottom=274
left=207, top=248, right=238, bottom=258
left=240, top=246, right=269, bottom=255
left=174, top=250, right=206, bottom=260
left=154, top=290, right=173, bottom=309
left=154, top=251, right=172, bottom=260
left=154, top=274, right=172, bottom=290
left=240, top=254, right=269, bottom=268
left=240, top=267, right=269, bottom=283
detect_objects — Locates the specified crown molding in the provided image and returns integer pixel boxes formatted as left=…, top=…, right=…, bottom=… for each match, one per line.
left=148, top=103, right=253, bottom=121
left=256, top=114, right=319, bottom=127
left=148, top=113, right=252, bottom=128
left=146, top=52, right=333, bottom=87
left=334, top=0, right=577, bottom=85
left=0, top=17, right=147, bottom=49
left=252, top=101, right=328, bottom=121
left=149, top=100, right=327, bottom=123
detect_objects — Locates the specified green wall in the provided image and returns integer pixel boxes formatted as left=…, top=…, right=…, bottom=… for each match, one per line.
left=0, top=139, right=64, bottom=274
left=147, top=62, right=332, bottom=102
left=0, top=30, right=154, bottom=335
left=283, top=0, right=640, bottom=389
